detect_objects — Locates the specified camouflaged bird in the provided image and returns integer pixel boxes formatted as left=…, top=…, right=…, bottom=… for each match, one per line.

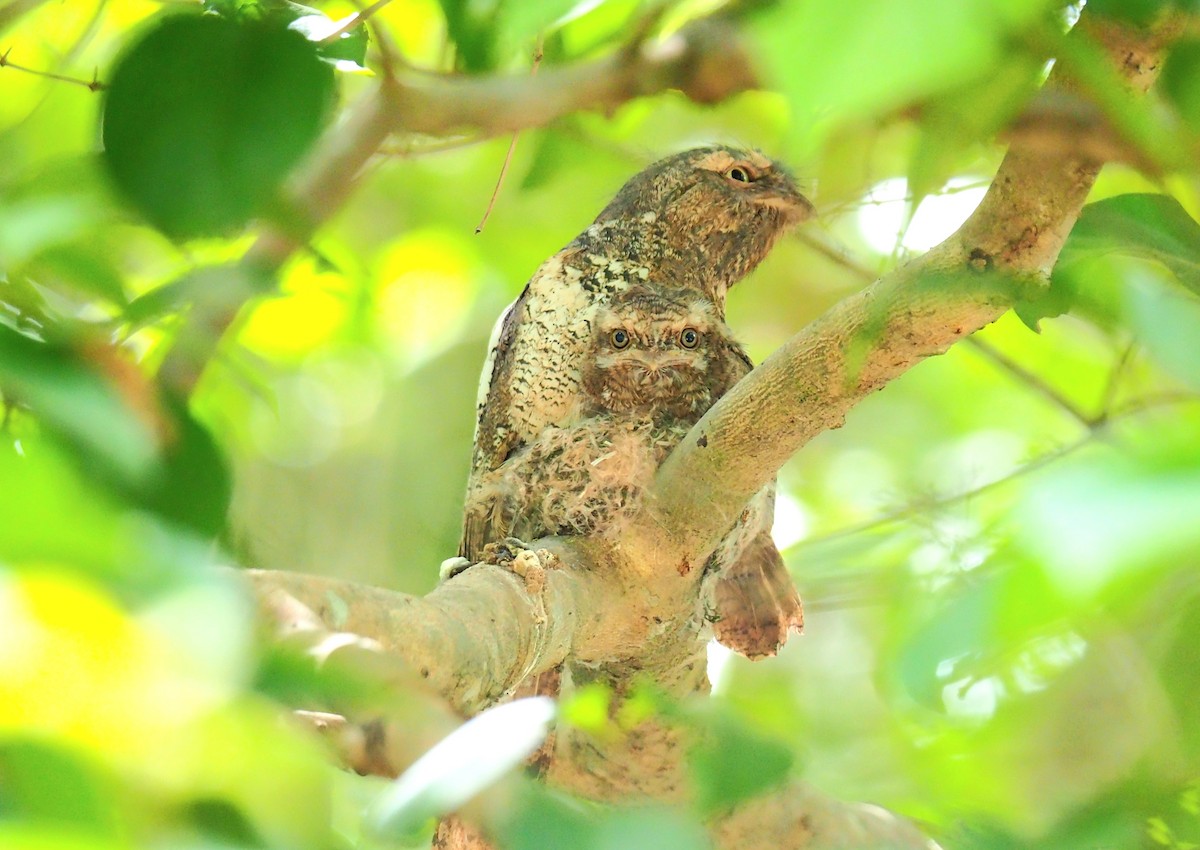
left=466, top=287, right=747, bottom=547
left=460, top=146, right=811, bottom=659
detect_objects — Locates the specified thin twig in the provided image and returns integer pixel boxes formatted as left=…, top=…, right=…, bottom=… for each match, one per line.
left=1097, top=340, right=1135, bottom=421
left=320, top=0, right=395, bottom=45
left=380, top=134, right=485, bottom=158
left=964, top=336, right=1096, bottom=426
left=475, top=37, right=543, bottom=234
left=795, top=231, right=878, bottom=282
left=0, top=47, right=104, bottom=89
left=792, top=394, right=1200, bottom=553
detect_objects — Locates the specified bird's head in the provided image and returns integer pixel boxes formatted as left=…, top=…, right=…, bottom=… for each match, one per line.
left=590, top=146, right=813, bottom=298
left=582, top=286, right=747, bottom=420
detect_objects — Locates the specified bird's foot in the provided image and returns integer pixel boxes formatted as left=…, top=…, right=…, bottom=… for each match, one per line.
left=481, top=536, right=532, bottom=566
left=483, top=538, right=558, bottom=624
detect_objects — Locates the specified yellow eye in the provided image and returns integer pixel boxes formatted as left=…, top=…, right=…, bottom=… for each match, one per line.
left=679, top=327, right=700, bottom=349
left=726, top=165, right=754, bottom=183
left=610, top=329, right=631, bottom=349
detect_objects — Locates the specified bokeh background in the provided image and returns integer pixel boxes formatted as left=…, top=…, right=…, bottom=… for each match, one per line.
left=2, top=0, right=1200, bottom=848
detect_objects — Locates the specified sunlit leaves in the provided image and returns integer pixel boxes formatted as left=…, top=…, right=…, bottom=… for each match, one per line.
left=102, top=13, right=335, bottom=239
left=753, top=0, right=1051, bottom=151
left=0, top=569, right=334, bottom=848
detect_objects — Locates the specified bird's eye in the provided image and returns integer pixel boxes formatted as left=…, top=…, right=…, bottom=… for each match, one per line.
left=679, top=328, right=700, bottom=349
left=610, top=329, right=631, bottom=349
left=726, top=165, right=754, bottom=183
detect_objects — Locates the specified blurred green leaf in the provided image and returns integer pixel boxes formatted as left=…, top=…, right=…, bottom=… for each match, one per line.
left=0, top=826, right=130, bottom=850
left=437, top=0, right=499, bottom=71
left=502, top=786, right=709, bottom=850
left=1017, top=443, right=1200, bottom=601
left=0, top=325, right=158, bottom=486
left=688, top=711, right=794, bottom=816
left=0, top=196, right=95, bottom=269
left=499, top=0, right=582, bottom=54
left=754, top=0, right=1050, bottom=151
left=1164, top=39, right=1200, bottom=132
left=0, top=440, right=211, bottom=594
left=101, top=13, right=335, bottom=239
left=1058, top=194, right=1200, bottom=295
left=0, top=739, right=122, bottom=837
left=521, top=124, right=588, bottom=191
left=1126, top=271, right=1200, bottom=390
left=908, top=56, right=1042, bottom=203
left=1087, top=0, right=1173, bottom=26
left=135, top=394, right=232, bottom=538
left=26, top=245, right=128, bottom=307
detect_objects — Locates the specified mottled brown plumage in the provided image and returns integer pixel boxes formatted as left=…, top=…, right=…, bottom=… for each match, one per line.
left=460, top=145, right=810, bottom=660
left=463, top=289, right=750, bottom=550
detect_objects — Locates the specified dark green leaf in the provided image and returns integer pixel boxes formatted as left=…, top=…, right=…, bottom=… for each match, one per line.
left=102, top=14, right=335, bottom=239
left=1086, top=0, right=1172, bottom=26
left=437, top=0, right=499, bottom=72
left=134, top=393, right=232, bottom=538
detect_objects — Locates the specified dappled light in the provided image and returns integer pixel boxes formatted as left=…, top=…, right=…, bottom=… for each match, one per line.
left=2, top=1, right=1200, bottom=849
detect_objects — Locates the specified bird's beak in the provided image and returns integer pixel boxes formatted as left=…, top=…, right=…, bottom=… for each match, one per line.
left=759, top=186, right=815, bottom=225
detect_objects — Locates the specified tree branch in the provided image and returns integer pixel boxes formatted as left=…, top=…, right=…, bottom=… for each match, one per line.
left=630, top=12, right=1177, bottom=573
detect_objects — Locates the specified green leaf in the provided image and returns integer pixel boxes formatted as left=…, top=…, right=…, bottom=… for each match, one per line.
left=0, top=739, right=123, bottom=837
left=502, top=786, right=709, bottom=850
left=134, top=394, right=232, bottom=538
left=499, top=0, right=583, bottom=54
left=0, top=325, right=158, bottom=486
left=0, top=440, right=187, bottom=594
left=754, top=0, right=1050, bottom=151
left=26, top=245, right=128, bottom=307
left=1162, top=40, right=1200, bottom=132
left=102, top=13, right=335, bottom=239
left=0, top=196, right=96, bottom=270
left=437, top=0, right=499, bottom=72
left=1087, top=0, right=1173, bottom=26
left=1017, top=443, right=1200, bottom=601
left=1057, top=193, right=1200, bottom=296
left=688, top=712, right=793, bottom=816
